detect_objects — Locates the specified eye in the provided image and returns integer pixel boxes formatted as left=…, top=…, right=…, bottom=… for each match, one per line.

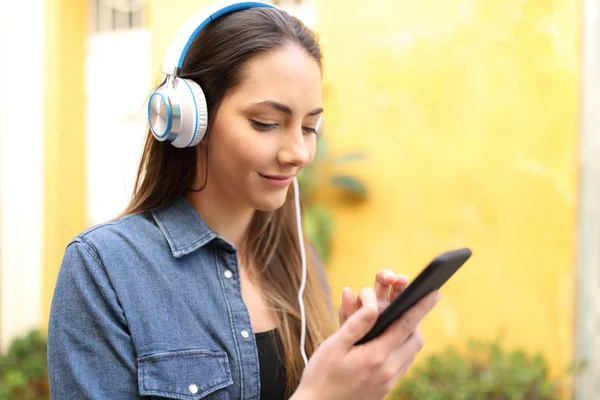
left=302, top=126, right=318, bottom=135
left=250, top=120, right=278, bottom=131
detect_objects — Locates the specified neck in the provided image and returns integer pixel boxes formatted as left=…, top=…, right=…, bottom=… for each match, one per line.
left=185, top=189, right=255, bottom=251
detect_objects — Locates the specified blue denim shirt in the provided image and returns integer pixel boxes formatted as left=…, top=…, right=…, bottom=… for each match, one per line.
left=48, top=196, right=330, bottom=400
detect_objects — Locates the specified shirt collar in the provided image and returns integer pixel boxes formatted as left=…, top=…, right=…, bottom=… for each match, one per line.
left=151, top=196, right=223, bottom=258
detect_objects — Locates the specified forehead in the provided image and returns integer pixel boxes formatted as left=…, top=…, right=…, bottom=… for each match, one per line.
left=227, top=45, right=322, bottom=109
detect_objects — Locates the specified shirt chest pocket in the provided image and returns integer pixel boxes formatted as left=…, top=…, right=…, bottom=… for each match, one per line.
left=137, top=349, right=233, bottom=399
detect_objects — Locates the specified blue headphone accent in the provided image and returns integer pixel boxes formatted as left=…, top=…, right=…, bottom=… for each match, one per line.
left=147, top=92, right=172, bottom=138
left=180, top=78, right=200, bottom=147
left=177, top=2, right=276, bottom=70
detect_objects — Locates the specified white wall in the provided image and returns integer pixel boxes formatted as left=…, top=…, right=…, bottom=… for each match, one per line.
left=0, top=0, right=45, bottom=349
left=85, top=30, right=151, bottom=226
left=575, top=0, right=600, bottom=397
left=273, top=0, right=317, bottom=30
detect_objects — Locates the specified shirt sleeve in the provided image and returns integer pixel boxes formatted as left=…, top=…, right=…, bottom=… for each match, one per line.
left=48, top=239, right=140, bottom=399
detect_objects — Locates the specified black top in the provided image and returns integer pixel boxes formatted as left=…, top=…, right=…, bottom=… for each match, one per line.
left=256, top=329, right=288, bottom=399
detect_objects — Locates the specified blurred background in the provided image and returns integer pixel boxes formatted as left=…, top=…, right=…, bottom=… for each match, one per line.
left=0, top=0, right=597, bottom=398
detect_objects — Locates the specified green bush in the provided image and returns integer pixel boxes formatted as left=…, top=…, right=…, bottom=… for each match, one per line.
left=391, top=339, right=585, bottom=400
left=0, top=330, right=50, bottom=400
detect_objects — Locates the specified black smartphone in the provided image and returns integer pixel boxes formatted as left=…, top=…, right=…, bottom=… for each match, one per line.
left=354, top=247, right=472, bottom=345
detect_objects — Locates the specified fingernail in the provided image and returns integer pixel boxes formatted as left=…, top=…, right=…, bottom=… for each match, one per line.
left=434, top=292, right=442, bottom=303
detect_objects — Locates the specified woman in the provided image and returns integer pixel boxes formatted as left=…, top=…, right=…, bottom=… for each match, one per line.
left=47, top=2, right=441, bottom=399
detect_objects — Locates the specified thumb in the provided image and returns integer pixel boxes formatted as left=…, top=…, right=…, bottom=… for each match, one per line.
left=334, top=303, right=378, bottom=351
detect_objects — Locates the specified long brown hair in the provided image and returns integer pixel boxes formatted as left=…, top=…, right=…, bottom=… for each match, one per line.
left=122, top=7, right=336, bottom=396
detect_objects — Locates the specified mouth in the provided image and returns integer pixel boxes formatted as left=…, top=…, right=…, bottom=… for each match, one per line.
left=259, top=173, right=294, bottom=188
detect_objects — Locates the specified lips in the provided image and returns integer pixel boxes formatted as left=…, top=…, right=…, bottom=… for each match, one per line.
left=259, top=173, right=293, bottom=188
left=260, top=174, right=292, bottom=180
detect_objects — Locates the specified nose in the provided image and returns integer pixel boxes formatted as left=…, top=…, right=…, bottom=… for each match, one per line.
left=278, top=128, right=311, bottom=167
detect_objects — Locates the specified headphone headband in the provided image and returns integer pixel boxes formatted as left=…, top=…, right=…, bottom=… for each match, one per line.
left=161, top=1, right=276, bottom=76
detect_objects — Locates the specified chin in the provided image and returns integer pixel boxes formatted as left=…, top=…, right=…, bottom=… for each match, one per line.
left=252, top=192, right=288, bottom=212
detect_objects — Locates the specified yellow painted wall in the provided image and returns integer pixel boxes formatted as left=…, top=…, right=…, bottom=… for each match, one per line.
left=42, top=0, right=87, bottom=330
left=149, top=0, right=216, bottom=86
left=147, top=0, right=579, bottom=379
left=318, top=0, right=579, bottom=378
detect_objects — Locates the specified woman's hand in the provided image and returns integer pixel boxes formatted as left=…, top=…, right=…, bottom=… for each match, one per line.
left=292, top=289, right=441, bottom=400
left=339, top=269, right=409, bottom=326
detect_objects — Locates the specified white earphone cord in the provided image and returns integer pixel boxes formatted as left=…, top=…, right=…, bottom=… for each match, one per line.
left=292, top=177, right=309, bottom=367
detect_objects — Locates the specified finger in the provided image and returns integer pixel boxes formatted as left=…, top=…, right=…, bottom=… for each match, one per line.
left=381, top=354, right=415, bottom=392
left=391, top=356, right=415, bottom=386
left=389, top=274, right=409, bottom=302
left=376, top=290, right=441, bottom=350
left=377, top=326, right=424, bottom=391
left=374, top=269, right=397, bottom=304
left=389, top=325, right=424, bottom=366
left=386, top=325, right=424, bottom=382
left=334, top=303, right=379, bottom=351
left=356, top=287, right=378, bottom=311
left=339, top=287, right=356, bottom=325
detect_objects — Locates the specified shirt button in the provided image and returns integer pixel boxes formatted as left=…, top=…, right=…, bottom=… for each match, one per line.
left=224, top=269, right=233, bottom=279
left=189, top=384, right=198, bottom=394
left=241, top=330, right=249, bottom=339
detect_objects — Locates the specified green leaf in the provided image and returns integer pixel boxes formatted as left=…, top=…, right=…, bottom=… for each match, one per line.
left=566, top=358, right=588, bottom=376
left=330, top=175, right=368, bottom=198
left=0, top=330, right=50, bottom=400
left=303, top=206, right=333, bottom=262
left=333, top=152, right=367, bottom=163
left=314, top=134, right=330, bottom=161
left=296, top=166, right=317, bottom=199
left=391, top=339, right=565, bottom=400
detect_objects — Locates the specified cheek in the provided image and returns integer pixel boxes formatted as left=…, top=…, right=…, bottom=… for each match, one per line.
left=233, top=140, right=268, bottom=170
left=211, top=126, right=272, bottom=173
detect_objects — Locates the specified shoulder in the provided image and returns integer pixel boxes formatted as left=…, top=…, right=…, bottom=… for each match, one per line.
left=67, top=211, right=161, bottom=260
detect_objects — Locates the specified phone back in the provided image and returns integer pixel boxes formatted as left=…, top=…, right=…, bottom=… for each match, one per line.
left=355, top=247, right=472, bottom=345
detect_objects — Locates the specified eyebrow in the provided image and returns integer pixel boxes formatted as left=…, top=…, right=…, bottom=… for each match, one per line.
left=253, top=100, right=324, bottom=117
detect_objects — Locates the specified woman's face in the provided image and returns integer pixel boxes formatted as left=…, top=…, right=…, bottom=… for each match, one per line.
left=201, top=44, right=322, bottom=212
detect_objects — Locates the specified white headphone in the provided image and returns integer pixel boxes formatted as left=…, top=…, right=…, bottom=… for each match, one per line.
left=148, top=0, right=317, bottom=366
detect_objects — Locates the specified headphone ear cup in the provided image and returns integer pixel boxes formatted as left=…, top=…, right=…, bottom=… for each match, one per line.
left=170, top=77, right=208, bottom=148
left=147, top=77, right=208, bottom=148
left=148, top=86, right=174, bottom=142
